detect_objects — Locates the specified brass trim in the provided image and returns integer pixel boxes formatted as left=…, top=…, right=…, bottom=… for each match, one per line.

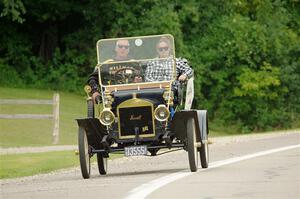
left=84, top=85, right=92, bottom=98
left=103, top=92, right=114, bottom=108
left=104, top=81, right=172, bottom=92
left=132, top=93, right=137, bottom=99
left=84, top=85, right=92, bottom=94
left=117, top=98, right=155, bottom=139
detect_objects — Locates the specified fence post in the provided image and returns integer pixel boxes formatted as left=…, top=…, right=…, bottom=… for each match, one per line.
left=52, top=93, right=60, bottom=144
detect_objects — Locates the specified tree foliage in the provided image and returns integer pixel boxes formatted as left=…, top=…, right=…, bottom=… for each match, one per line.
left=0, top=0, right=299, bottom=131
left=1, top=0, right=26, bottom=23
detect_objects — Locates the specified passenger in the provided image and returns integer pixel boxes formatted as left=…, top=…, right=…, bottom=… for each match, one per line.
left=145, top=37, right=193, bottom=102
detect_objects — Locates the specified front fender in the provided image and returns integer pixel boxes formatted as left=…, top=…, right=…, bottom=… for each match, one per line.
left=76, top=118, right=107, bottom=149
left=171, top=110, right=208, bottom=143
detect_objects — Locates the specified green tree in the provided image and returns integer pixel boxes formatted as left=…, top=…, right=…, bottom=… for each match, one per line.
left=1, top=0, right=26, bottom=23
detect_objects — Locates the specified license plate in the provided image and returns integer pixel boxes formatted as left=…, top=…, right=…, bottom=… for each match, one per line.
left=124, top=145, right=147, bottom=156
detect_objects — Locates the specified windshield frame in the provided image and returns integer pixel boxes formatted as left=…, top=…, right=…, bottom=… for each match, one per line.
left=96, top=34, right=177, bottom=90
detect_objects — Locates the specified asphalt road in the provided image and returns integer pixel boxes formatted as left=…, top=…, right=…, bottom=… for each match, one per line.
left=1, top=131, right=300, bottom=199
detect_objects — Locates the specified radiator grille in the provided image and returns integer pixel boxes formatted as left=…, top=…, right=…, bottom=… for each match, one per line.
left=118, top=106, right=154, bottom=138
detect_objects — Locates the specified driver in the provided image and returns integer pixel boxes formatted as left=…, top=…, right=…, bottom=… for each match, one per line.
left=113, top=39, right=131, bottom=61
left=87, top=39, right=131, bottom=103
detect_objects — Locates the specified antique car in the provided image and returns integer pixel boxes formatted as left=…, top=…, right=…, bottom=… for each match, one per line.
left=76, top=34, right=209, bottom=179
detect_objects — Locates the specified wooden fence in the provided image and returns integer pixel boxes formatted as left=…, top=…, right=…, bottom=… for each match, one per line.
left=0, top=93, right=60, bottom=144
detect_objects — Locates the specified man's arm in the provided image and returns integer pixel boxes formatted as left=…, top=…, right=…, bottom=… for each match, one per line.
left=176, top=58, right=193, bottom=81
left=87, top=68, right=101, bottom=103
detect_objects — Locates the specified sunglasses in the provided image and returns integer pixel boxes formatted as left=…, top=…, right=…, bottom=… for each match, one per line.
left=117, top=44, right=129, bottom=49
left=158, top=47, right=169, bottom=52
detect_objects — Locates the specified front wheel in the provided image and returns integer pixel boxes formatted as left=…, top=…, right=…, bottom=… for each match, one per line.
left=78, top=126, right=91, bottom=179
left=97, top=153, right=107, bottom=175
left=187, top=118, right=199, bottom=172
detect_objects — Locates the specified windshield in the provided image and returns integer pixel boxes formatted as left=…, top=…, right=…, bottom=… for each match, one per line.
left=96, top=34, right=176, bottom=86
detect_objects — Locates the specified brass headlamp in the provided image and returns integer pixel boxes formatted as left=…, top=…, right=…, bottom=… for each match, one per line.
left=154, top=105, right=170, bottom=121
left=99, top=108, right=115, bottom=126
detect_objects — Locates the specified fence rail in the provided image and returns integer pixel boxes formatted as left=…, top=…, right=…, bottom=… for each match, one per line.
left=0, top=114, right=53, bottom=119
left=0, top=99, right=53, bottom=105
left=0, top=93, right=60, bottom=144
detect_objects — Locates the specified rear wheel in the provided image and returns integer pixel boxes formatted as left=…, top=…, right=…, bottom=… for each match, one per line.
left=200, top=140, right=209, bottom=168
left=200, top=113, right=209, bottom=168
left=97, top=153, right=107, bottom=175
left=187, top=118, right=198, bottom=172
left=78, top=126, right=91, bottom=179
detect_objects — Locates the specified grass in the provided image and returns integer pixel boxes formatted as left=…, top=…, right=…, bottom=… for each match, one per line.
left=0, top=151, right=122, bottom=179
left=209, top=122, right=243, bottom=137
left=0, top=87, right=86, bottom=147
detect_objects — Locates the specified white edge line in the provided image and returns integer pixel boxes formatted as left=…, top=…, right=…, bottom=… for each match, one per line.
left=124, top=144, right=300, bottom=199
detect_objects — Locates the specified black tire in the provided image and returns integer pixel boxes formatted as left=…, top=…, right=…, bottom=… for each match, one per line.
left=149, top=148, right=158, bottom=156
left=87, top=99, right=94, bottom=118
left=200, top=140, right=209, bottom=168
left=187, top=118, right=198, bottom=172
left=78, top=126, right=91, bottom=179
left=200, top=114, right=209, bottom=168
left=97, top=153, right=107, bottom=175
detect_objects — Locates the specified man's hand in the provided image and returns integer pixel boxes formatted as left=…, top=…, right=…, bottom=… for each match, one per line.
left=133, top=76, right=143, bottom=83
left=178, top=74, right=187, bottom=82
left=92, top=92, right=101, bottom=104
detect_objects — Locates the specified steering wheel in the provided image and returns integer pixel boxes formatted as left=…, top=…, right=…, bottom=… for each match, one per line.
left=114, top=67, right=140, bottom=84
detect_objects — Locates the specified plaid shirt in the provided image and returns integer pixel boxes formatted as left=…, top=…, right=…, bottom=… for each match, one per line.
left=145, top=57, right=193, bottom=89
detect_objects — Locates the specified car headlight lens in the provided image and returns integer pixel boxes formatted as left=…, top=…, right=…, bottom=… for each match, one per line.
left=154, top=105, right=170, bottom=121
left=84, top=85, right=92, bottom=94
left=99, top=109, right=115, bottom=125
left=159, top=111, right=166, bottom=118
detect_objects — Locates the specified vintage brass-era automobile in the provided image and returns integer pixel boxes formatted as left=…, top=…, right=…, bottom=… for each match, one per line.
left=76, top=34, right=209, bottom=179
